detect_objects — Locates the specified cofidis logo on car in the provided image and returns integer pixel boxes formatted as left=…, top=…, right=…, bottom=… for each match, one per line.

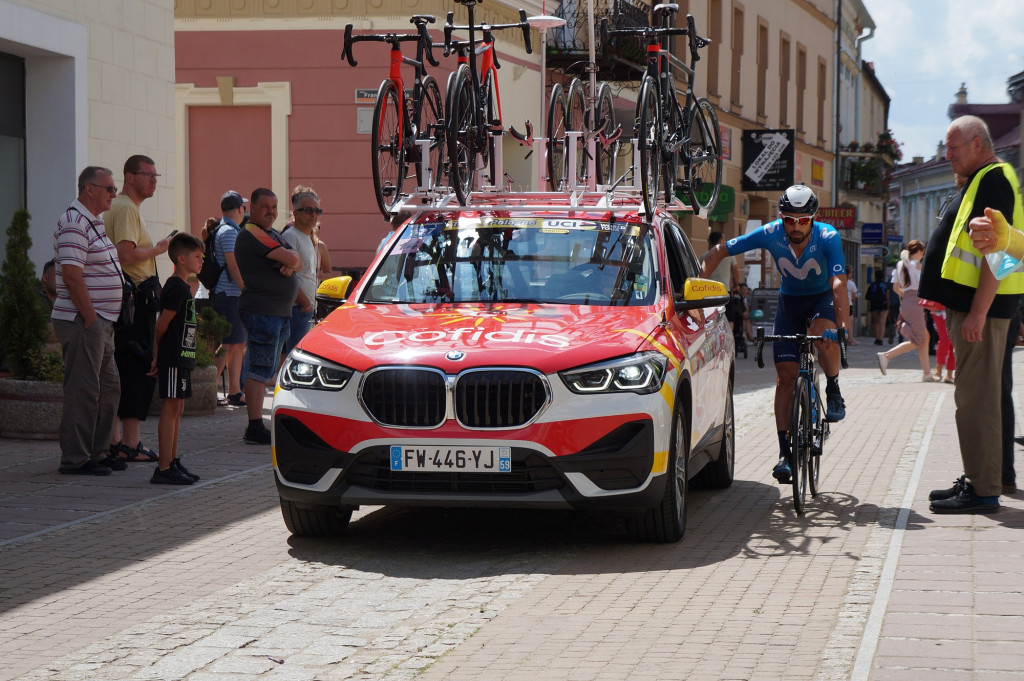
left=364, top=327, right=571, bottom=348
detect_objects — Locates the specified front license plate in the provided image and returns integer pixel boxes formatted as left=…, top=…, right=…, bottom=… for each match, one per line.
left=389, top=446, right=512, bottom=473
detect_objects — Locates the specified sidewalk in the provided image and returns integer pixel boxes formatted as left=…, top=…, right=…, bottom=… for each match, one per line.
left=1, top=343, right=1023, bottom=680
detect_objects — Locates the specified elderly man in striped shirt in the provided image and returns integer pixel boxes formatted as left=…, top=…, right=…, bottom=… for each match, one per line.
left=51, top=166, right=128, bottom=476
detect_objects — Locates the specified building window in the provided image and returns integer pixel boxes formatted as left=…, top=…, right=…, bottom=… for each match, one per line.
left=796, top=45, right=806, bottom=135
left=730, top=4, right=744, bottom=111
left=756, top=20, right=768, bottom=120
left=0, top=52, right=26, bottom=244
left=779, top=34, right=790, bottom=126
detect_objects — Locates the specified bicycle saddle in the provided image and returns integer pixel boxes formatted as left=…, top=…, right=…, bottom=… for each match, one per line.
left=654, top=3, right=679, bottom=15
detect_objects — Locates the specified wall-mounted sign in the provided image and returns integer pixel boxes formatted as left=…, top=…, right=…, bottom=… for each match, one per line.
left=742, top=129, right=795, bottom=192
left=861, top=222, right=883, bottom=244
left=817, top=207, right=855, bottom=230
left=811, top=159, right=825, bottom=187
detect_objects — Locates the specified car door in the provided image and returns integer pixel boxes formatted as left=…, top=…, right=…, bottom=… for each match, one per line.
left=660, top=219, right=726, bottom=451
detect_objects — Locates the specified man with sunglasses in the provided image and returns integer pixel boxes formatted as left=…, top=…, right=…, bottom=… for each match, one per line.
left=281, top=185, right=322, bottom=357
left=701, top=184, right=848, bottom=484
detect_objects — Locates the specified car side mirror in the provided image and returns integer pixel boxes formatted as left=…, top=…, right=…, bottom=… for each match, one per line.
left=315, top=275, right=352, bottom=321
left=675, top=277, right=731, bottom=309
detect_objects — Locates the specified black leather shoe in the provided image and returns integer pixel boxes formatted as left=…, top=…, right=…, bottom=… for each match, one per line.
left=58, top=460, right=113, bottom=476
left=929, top=475, right=966, bottom=501
left=930, top=489, right=1000, bottom=514
left=98, top=454, right=128, bottom=471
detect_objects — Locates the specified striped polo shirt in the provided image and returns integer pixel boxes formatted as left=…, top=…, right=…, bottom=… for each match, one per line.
left=51, top=200, right=124, bottom=323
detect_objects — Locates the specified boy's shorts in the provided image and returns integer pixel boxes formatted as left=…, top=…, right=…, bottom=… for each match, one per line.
left=158, top=366, right=193, bottom=399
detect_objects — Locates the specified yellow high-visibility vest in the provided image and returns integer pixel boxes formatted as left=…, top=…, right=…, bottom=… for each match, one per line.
left=941, top=162, right=1024, bottom=294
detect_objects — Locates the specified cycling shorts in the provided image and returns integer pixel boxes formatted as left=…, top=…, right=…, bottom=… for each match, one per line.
left=772, top=290, right=835, bottom=364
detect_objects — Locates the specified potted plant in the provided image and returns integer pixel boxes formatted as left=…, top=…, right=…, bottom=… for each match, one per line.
left=0, top=209, right=64, bottom=439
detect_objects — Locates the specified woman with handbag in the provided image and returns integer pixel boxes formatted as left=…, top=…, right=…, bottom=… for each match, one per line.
left=877, top=240, right=933, bottom=381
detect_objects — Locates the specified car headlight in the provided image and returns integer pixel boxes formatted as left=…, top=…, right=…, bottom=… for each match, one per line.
left=560, top=352, right=668, bottom=395
left=280, top=350, right=353, bottom=391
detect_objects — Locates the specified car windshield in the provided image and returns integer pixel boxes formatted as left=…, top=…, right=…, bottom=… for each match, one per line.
left=362, top=215, right=659, bottom=306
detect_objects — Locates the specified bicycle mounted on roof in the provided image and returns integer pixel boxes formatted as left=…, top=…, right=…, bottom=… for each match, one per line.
left=444, top=0, right=533, bottom=205
left=342, top=16, right=446, bottom=217
left=601, top=3, right=722, bottom=217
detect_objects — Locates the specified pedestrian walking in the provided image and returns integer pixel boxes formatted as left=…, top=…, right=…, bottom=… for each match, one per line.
left=877, top=240, right=931, bottom=381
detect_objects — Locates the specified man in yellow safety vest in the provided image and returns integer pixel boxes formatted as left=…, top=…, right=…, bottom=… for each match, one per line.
left=919, top=114, right=1024, bottom=514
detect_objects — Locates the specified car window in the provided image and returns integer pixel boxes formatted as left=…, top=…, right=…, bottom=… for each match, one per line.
left=362, top=216, right=660, bottom=306
left=661, top=220, right=700, bottom=292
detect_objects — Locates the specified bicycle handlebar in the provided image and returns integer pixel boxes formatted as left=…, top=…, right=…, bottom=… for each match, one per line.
left=753, top=327, right=849, bottom=370
left=600, top=13, right=711, bottom=55
left=444, top=9, right=533, bottom=55
left=341, top=16, right=439, bottom=67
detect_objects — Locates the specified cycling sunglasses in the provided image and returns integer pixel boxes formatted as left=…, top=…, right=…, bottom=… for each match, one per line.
left=780, top=214, right=814, bottom=226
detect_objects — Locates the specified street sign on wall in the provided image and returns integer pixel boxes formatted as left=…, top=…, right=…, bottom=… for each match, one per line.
left=817, top=207, right=856, bottom=230
left=741, top=129, right=795, bottom=192
left=862, top=222, right=883, bottom=244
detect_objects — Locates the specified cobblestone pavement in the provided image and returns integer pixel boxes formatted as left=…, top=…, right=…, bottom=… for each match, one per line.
left=2, top=343, right=1023, bottom=680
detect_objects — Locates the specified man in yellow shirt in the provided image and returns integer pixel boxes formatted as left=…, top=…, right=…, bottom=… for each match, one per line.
left=104, top=155, right=173, bottom=464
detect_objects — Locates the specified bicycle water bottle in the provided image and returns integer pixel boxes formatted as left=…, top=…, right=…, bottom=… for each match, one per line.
left=981, top=208, right=1024, bottom=280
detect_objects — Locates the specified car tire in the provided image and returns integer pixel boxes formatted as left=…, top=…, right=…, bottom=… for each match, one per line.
left=280, top=498, right=353, bottom=537
left=627, top=406, right=688, bottom=543
left=691, top=380, right=735, bottom=489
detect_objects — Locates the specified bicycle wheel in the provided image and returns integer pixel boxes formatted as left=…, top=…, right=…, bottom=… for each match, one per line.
left=789, top=376, right=812, bottom=515
left=636, top=76, right=660, bottom=217
left=370, top=79, right=405, bottom=217
left=413, top=75, right=444, bottom=191
left=566, top=78, right=587, bottom=187
left=594, top=82, right=619, bottom=186
left=808, top=382, right=824, bottom=497
left=447, top=67, right=476, bottom=205
left=685, top=97, right=723, bottom=215
left=662, top=95, right=681, bottom=205
left=546, top=83, right=568, bottom=190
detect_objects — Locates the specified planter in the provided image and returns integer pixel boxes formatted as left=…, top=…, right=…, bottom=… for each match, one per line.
left=150, top=364, right=218, bottom=417
left=0, top=377, right=62, bottom=440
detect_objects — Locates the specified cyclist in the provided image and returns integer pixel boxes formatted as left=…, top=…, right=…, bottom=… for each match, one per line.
left=700, top=185, right=849, bottom=484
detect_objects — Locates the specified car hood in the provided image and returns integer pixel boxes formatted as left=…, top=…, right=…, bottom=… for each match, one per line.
left=298, top=303, right=664, bottom=374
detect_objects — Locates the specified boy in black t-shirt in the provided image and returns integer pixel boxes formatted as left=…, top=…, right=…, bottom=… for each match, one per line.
left=148, top=233, right=204, bottom=485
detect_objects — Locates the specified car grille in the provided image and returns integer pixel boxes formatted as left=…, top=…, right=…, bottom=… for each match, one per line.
left=360, top=368, right=549, bottom=429
left=345, top=449, right=564, bottom=494
left=455, top=370, right=547, bottom=428
left=361, top=368, right=447, bottom=427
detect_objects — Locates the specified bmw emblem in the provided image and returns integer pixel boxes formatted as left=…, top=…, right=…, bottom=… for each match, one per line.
left=445, top=350, right=466, bottom=361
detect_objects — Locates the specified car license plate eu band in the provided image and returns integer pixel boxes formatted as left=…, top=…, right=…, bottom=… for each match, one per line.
left=390, top=446, right=512, bottom=472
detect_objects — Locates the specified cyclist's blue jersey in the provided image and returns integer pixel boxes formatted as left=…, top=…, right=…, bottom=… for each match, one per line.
left=724, top=220, right=845, bottom=295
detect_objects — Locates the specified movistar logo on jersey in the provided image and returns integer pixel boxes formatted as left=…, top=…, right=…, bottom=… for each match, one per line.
left=778, top=258, right=822, bottom=280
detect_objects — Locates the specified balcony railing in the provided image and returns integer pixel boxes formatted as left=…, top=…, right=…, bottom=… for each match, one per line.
left=839, top=152, right=892, bottom=196
left=547, top=0, right=651, bottom=77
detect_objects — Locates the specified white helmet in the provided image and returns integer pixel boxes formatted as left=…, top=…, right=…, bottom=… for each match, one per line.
left=778, top=185, right=819, bottom=215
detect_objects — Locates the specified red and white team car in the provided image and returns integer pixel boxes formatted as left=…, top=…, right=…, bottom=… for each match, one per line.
left=272, top=193, right=736, bottom=542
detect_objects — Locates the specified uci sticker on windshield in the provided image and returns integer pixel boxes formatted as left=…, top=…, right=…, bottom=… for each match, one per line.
left=410, top=222, right=444, bottom=238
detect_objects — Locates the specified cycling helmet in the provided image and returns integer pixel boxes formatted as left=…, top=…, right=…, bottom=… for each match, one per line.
left=778, top=185, right=819, bottom=215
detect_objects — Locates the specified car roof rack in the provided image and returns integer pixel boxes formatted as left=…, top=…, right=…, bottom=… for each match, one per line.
left=391, top=133, right=707, bottom=220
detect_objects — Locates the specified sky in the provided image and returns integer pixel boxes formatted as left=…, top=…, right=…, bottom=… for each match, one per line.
left=859, top=0, right=1024, bottom=162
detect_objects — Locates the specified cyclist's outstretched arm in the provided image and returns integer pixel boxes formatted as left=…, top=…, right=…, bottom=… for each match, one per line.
left=830, top=273, right=849, bottom=333
left=699, top=243, right=728, bottom=279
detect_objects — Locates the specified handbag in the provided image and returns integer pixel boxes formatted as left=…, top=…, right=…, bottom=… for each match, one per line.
left=135, top=275, right=162, bottom=312
left=918, top=297, right=944, bottom=312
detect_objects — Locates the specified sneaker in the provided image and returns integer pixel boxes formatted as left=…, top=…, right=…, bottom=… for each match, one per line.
left=1003, top=483, right=1017, bottom=496
left=151, top=466, right=195, bottom=485
left=874, top=339, right=883, bottom=346
left=772, top=457, right=792, bottom=484
left=58, top=460, right=113, bottom=476
left=172, top=458, right=200, bottom=482
left=929, top=488, right=999, bottom=514
left=877, top=352, right=889, bottom=376
left=825, top=390, right=846, bottom=422
left=929, top=475, right=967, bottom=501
left=98, top=454, right=128, bottom=471
left=243, top=425, right=272, bottom=445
